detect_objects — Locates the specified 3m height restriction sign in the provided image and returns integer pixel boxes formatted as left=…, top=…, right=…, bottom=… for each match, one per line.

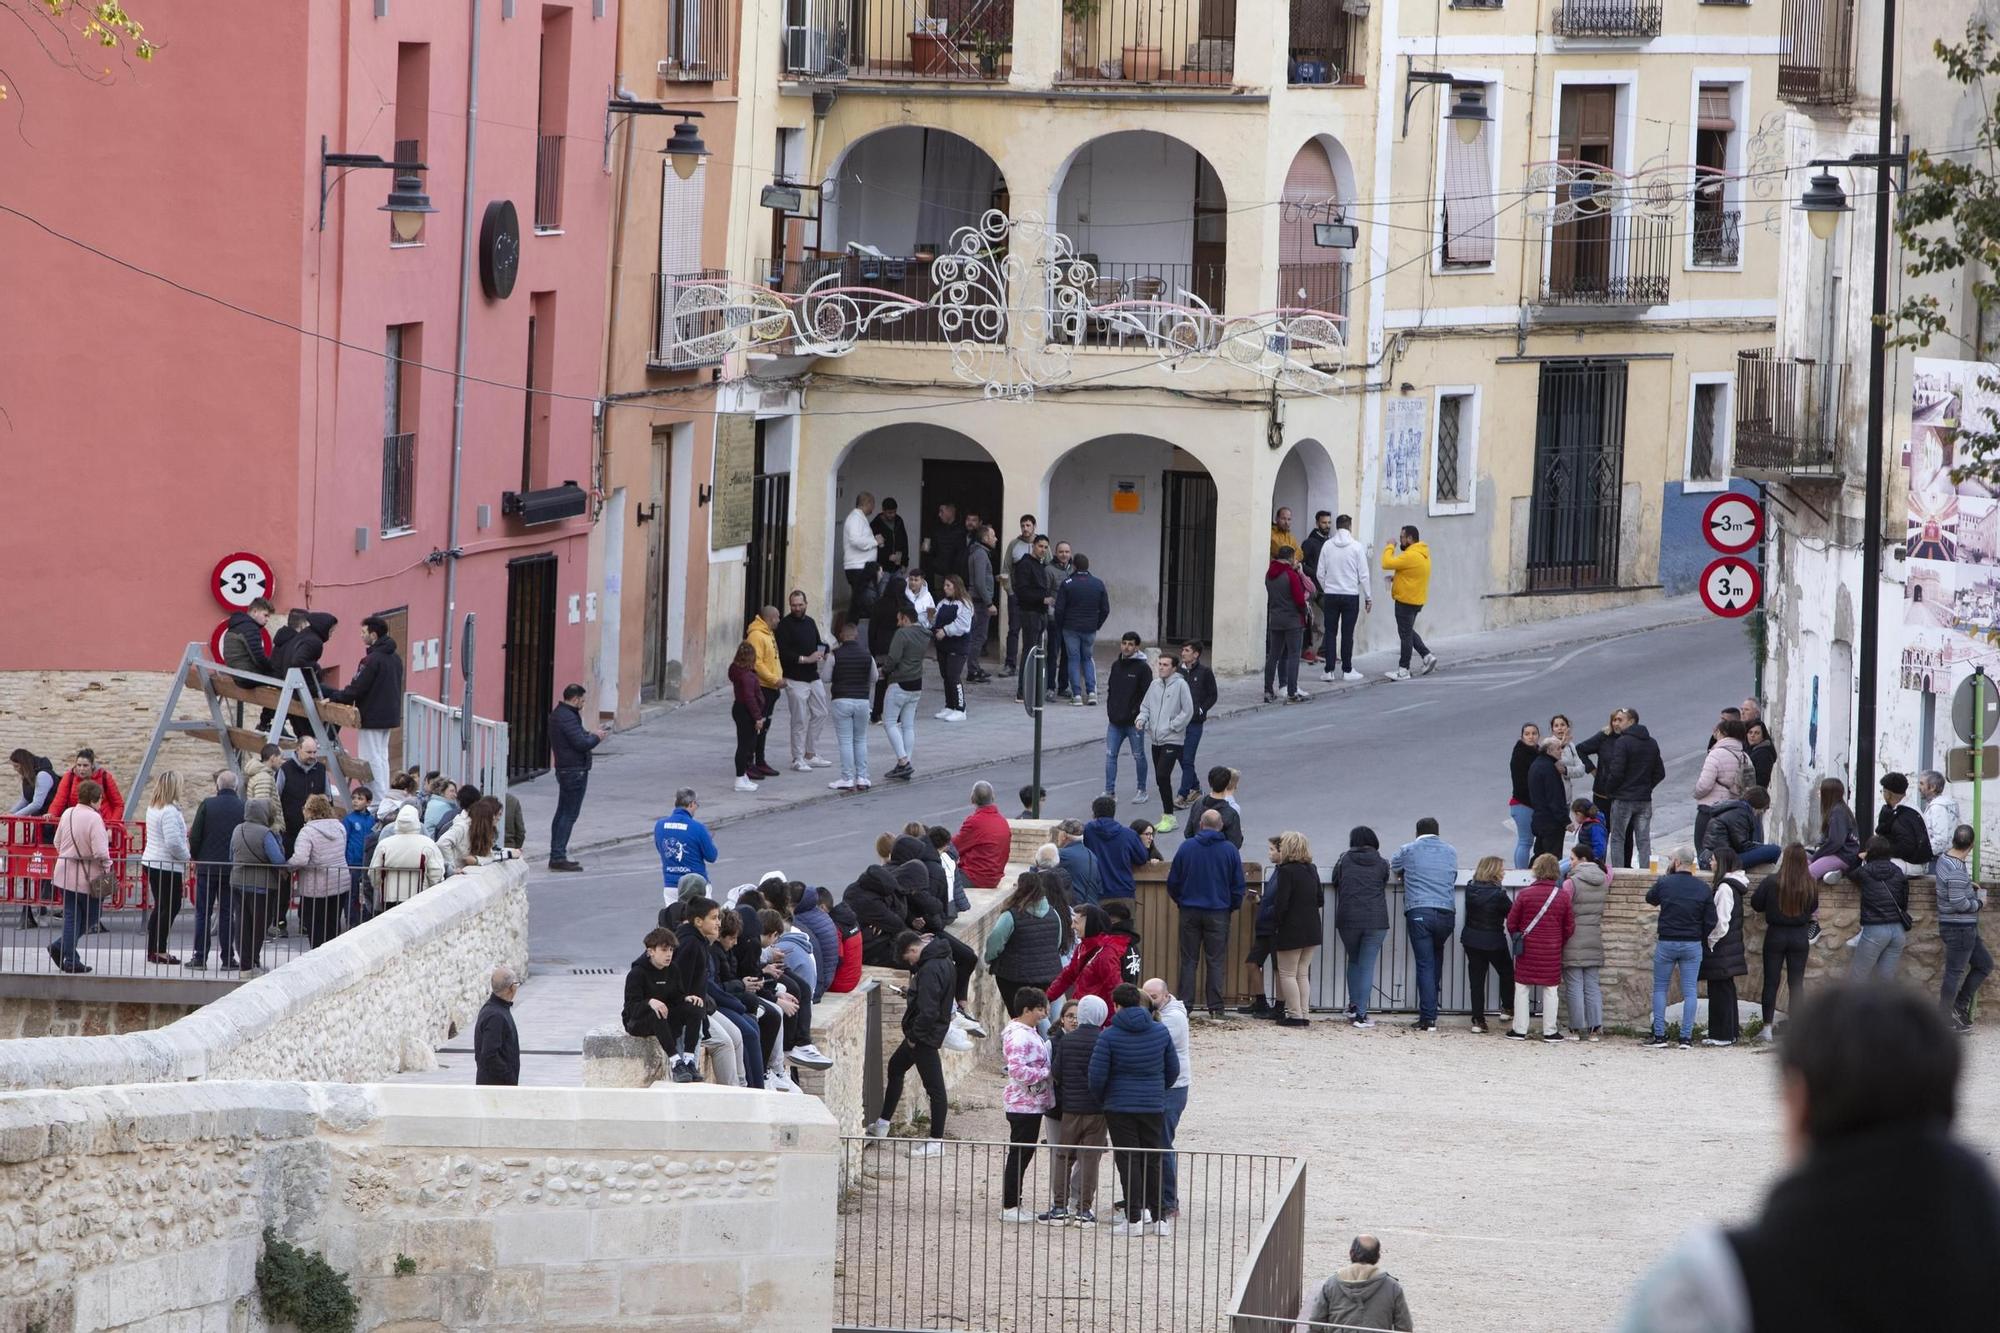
left=1699, top=557, right=1761, bottom=618
left=1701, top=493, right=1762, bottom=554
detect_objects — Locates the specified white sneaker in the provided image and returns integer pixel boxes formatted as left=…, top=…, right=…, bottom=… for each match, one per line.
left=1384, top=668, right=1411, bottom=681
left=1135, top=789, right=1149, bottom=805
left=1343, top=671, right=1364, bottom=682
left=764, top=1072, right=800, bottom=1093
left=828, top=778, right=855, bottom=791
left=792, top=760, right=815, bottom=773
left=1321, top=672, right=1338, bottom=683
left=865, top=1118, right=890, bottom=1139
left=787, top=1044, right=834, bottom=1070
left=1420, top=654, right=1439, bottom=675
left=1153, top=1219, right=1174, bottom=1238
left=952, top=1008, right=988, bottom=1038
left=733, top=776, right=760, bottom=792
left=1111, top=1218, right=1143, bottom=1237
left=943, top=1027, right=973, bottom=1052
left=999, top=1207, right=1033, bottom=1224
left=941, top=709, right=968, bottom=722
left=806, top=756, right=833, bottom=768
left=909, top=1139, right=943, bottom=1158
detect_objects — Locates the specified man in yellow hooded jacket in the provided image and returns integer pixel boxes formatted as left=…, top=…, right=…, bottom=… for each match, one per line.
left=1380, top=526, right=1437, bottom=681
left=746, top=608, right=785, bottom=775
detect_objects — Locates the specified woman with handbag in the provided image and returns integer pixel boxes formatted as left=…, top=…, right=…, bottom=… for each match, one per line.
left=1700, top=848, right=1751, bottom=1046
left=140, top=771, right=191, bottom=965
left=1849, top=836, right=1911, bottom=980
left=49, top=777, right=112, bottom=974
left=1504, top=853, right=1574, bottom=1041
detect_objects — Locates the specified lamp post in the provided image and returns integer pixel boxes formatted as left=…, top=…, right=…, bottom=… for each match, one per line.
left=318, top=137, right=437, bottom=234
left=1794, top=0, right=1905, bottom=807
left=1401, top=62, right=1491, bottom=141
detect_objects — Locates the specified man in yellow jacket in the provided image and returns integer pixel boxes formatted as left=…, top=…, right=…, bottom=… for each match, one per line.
left=746, top=608, right=785, bottom=776
left=1380, top=526, right=1438, bottom=681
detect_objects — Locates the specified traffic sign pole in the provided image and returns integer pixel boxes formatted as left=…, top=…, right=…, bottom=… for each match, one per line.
left=1977, top=667, right=1987, bottom=882
left=1023, top=646, right=1045, bottom=819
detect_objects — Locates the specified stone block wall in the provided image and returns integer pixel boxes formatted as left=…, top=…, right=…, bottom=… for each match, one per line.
left=0, top=1079, right=837, bottom=1332
left=0, top=858, right=529, bottom=1091
left=0, top=668, right=229, bottom=817
left=0, top=998, right=195, bottom=1040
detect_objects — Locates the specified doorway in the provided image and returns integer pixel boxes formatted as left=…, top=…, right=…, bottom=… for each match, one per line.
left=644, top=428, right=673, bottom=701
left=1527, top=359, right=1628, bottom=591
left=373, top=606, right=410, bottom=771
left=504, top=554, right=558, bottom=781
left=1550, top=85, right=1617, bottom=298
left=1159, top=469, right=1217, bottom=646
left=921, top=457, right=1004, bottom=581
left=743, top=421, right=792, bottom=628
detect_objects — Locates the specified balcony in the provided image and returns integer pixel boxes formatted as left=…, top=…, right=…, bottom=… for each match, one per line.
left=1277, top=261, right=1350, bottom=326
left=663, top=0, right=732, bottom=80
left=381, top=432, right=415, bottom=534
left=772, top=256, right=1009, bottom=347
left=1539, top=210, right=1672, bottom=307
left=1287, top=0, right=1365, bottom=87
left=1735, top=348, right=1845, bottom=478
left=783, top=0, right=1012, bottom=80
left=1691, top=208, right=1740, bottom=267
left=1779, top=0, right=1856, bottom=105
left=1059, top=0, right=1234, bottom=86
left=652, top=269, right=733, bottom=369
left=534, top=133, right=564, bottom=231
left=1550, top=0, right=1662, bottom=37
left=1049, top=260, right=1229, bottom=347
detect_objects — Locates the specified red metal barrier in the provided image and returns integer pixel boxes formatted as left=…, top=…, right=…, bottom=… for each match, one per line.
left=2, top=815, right=147, bottom=907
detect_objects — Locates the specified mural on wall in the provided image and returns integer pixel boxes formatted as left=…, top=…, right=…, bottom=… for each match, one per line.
left=1901, top=356, right=2000, bottom=695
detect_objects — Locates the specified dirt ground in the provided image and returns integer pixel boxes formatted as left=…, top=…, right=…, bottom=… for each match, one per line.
left=935, top=1014, right=2000, bottom=1332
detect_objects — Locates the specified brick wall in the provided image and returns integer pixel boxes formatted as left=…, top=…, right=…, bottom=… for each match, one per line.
left=0, top=668, right=219, bottom=816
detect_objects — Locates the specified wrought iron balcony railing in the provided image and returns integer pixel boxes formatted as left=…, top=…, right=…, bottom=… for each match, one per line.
left=1735, top=348, right=1846, bottom=477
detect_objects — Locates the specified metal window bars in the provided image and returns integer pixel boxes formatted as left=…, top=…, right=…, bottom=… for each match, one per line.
left=1286, top=0, right=1364, bottom=86
left=652, top=269, right=735, bottom=368
left=786, top=0, right=1014, bottom=81
left=1734, top=347, right=1846, bottom=477
left=534, top=133, right=565, bottom=230
left=1779, top=0, right=1857, bottom=105
left=1691, top=208, right=1741, bottom=267
left=665, top=0, right=733, bottom=80
left=1059, top=0, right=1235, bottom=86
left=1550, top=0, right=1662, bottom=37
left=1436, top=395, right=1464, bottom=504
left=381, top=432, right=416, bottom=534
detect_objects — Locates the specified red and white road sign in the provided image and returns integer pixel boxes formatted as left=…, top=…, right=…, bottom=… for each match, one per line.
left=1701, top=493, right=1763, bottom=554
left=210, top=618, right=271, bottom=664
left=211, top=551, right=274, bottom=611
left=1698, top=556, right=1762, bottom=618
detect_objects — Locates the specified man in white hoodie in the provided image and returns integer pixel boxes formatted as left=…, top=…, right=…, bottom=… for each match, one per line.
left=1314, top=514, right=1373, bottom=682
left=841, top=491, right=881, bottom=622
left=369, top=803, right=446, bottom=905
left=1919, top=770, right=1962, bottom=869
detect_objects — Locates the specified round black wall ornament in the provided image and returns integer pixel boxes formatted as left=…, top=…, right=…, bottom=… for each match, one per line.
left=479, top=199, right=521, bottom=300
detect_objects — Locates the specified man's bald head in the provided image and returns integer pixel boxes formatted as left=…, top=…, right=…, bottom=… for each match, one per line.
left=1142, top=978, right=1170, bottom=1006
left=1199, top=809, right=1223, bottom=831
left=1350, top=1235, right=1382, bottom=1265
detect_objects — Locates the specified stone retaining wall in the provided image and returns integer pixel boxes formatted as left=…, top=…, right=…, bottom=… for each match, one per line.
left=0, top=1079, right=836, bottom=1332
left=0, top=858, right=529, bottom=1091
left=0, top=998, right=195, bottom=1040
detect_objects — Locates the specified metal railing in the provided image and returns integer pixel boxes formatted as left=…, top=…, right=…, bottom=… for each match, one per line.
left=382, top=431, right=416, bottom=534
left=1276, top=262, right=1350, bottom=324
left=1228, top=1160, right=1308, bottom=1333
left=1691, top=208, right=1741, bottom=266
left=783, top=0, right=1013, bottom=80
left=1551, top=0, right=1662, bottom=36
left=652, top=269, right=732, bottom=369
left=534, top=133, right=564, bottom=230
left=404, top=694, right=511, bottom=804
left=665, top=0, right=733, bottom=80
left=1735, top=347, right=1846, bottom=477
left=772, top=255, right=1009, bottom=346
left=1780, top=0, right=1856, bottom=105
left=1287, top=0, right=1364, bottom=86
left=3, top=852, right=437, bottom=981
left=836, top=1135, right=1292, bottom=1332
left=1540, top=211, right=1672, bottom=306
left=1060, top=0, right=1235, bottom=86
left=1048, top=261, right=1228, bottom=348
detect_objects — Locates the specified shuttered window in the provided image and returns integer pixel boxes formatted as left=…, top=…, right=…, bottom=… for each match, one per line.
left=1441, top=82, right=1497, bottom=265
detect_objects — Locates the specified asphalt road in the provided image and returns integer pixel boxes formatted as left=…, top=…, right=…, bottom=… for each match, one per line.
left=526, top=617, right=1750, bottom=968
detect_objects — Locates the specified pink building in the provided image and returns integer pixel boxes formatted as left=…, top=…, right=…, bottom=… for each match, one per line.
left=0, top=1, right=615, bottom=779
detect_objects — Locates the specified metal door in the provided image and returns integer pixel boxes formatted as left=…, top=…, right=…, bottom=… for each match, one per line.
left=1159, top=469, right=1217, bottom=646
left=743, top=422, right=792, bottom=626
left=1527, top=360, right=1629, bottom=591
left=504, top=554, right=558, bottom=781
left=643, top=429, right=672, bottom=701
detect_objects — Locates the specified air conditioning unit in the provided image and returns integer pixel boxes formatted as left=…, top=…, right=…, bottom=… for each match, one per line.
left=785, top=25, right=831, bottom=75
left=501, top=481, right=589, bottom=526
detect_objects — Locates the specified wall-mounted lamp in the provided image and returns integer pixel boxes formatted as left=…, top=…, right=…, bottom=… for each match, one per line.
left=636, top=502, right=660, bottom=524
left=604, top=97, right=709, bottom=181
left=1402, top=63, right=1490, bottom=142
left=319, top=135, right=436, bottom=234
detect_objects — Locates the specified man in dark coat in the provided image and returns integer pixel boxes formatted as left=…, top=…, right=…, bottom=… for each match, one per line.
left=925, top=501, right=969, bottom=585
left=325, top=616, right=404, bottom=794
left=275, top=735, right=329, bottom=861
left=545, top=682, right=607, bottom=872
left=871, top=497, right=911, bottom=576
left=867, top=931, right=957, bottom=1148
left=473, top=964, right=522, bottom=1086
left=622, top=927, right=708, bottom=1082
left=186, top=769, right=245, bottom=970
left=1600, top=707, right=1666, bottom=869
left=1527, top=739, right=1570, bottom=857
left=271, top=609, right=338, bottom=697
left=1012, top=536, right=1054, bottom=705
left=221, top=599, right=275, bottom=676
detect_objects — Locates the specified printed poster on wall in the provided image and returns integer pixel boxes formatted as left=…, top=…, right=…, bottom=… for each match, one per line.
left=1382, top=397, right=1425, bottom=505
left=710, top=414, right=757, bottom=550
left=1900, top=357, right=2000, bottom=693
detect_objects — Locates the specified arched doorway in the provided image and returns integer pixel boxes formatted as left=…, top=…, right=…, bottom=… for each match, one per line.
left=831, top=421, right=1005, bottom=632
left=1272, top=437, right=1342, bottom=540
left=1044, top=435, right=1217, bottom=648
left=1053, top=131, right=1228, bottom=337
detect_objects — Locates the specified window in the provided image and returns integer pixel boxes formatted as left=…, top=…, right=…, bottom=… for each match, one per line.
left=1685, top=375, right=1734, bottom=490
left=654, top=157, right=712, bottom=368
left=1430, top=387, right=1479, bottom=516
left=382, top=324, right=420, bottom=534
left=535, top=9, right=572, bottom=231
left=393, top=43, right=430, bottom=242
left=1440, top=80, right=1498, bottom=267
left=521, top=293, right=555, bottom=490
left=1690, top=80, right=1743, bottom=267
left=666, top=0, right=729, bottom=80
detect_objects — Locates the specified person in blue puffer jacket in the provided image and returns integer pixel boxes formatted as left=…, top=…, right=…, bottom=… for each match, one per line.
left=1088, top=983, right=1181, bottom=1235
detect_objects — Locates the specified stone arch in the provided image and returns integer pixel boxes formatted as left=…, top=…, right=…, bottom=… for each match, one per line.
left=821, top=126, right=1008, bottom=258
left=1272, top=438, right=1342, bottom=545
left=1049, top=131, right=1229, bottom=313
left=827, top=422, right=1006, bottom=617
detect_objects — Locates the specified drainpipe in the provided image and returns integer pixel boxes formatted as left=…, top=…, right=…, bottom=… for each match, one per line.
left=439, top=0, right=485, bottom=705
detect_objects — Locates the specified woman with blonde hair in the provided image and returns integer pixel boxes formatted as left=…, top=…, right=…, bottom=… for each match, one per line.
left=140, top=771, right=191, bottom=965
left=1266, top=831, right=1322, bottom=1028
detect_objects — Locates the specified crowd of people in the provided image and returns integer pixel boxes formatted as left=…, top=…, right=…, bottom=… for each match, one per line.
left=8, top=741, right=517, bottom=975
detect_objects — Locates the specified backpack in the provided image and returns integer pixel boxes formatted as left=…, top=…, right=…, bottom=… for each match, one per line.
left=1730, top=745, right=1754, bottom=795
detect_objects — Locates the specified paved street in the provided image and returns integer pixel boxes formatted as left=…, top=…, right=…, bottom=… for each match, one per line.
left=522, top=605, right=1747, bottom=972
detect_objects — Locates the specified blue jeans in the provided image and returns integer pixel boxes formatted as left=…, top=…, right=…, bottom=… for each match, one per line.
left=1405, top=908, right=1455, bottom=1025
left=1105, top=724, right=1147, bottom=795
left=1177, top=720, right=1205, bottom=798
left=883, top=683, right=920, bottom=762
left=58, top=890, right=92, bottom=968
left=1851, top=923, right=1908, bottom=980
left=832, top=696, right=871, bottom=783
left=1652, top=939, right=1703, bottom=1037
left=550, top=766, right=589, bottom=861
left=1062, top=630, right=1098, bottom=697
left=1161, top=1083, right=1189, bottom=1213
left=1339, top=926, right=1388, bottom=1019
left=1739, top=842, right=1782, bottom=870
left=1509, top=804, right=1534, bottom=869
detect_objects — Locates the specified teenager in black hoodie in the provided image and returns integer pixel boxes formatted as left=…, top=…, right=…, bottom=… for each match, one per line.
left=867, top=931, right=956, bottom=1150
left=622, top=927, right=708, bottom=1083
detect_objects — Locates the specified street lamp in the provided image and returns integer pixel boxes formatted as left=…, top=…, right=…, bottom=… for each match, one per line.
left=1793, top=0, right=1909, bottom=805
left=663, top=115, right=710, bottom=182
left=318, top=136, right=436, bottom=233
left=1445, top=86, right=1492, bottom=146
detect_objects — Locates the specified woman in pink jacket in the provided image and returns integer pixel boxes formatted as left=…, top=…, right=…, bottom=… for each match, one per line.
left=1505, top=854, right=1575, bottom=1041
left=50, top=778, right=111, bottom=974
left=287, top=794, right=350, bottom=948
left=999, top=986, right=1055, bottom=1223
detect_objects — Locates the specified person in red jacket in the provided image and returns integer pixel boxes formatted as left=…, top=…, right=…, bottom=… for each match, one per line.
left=46, top=747, right=125, bottom=828
left=1505, top=853, right=1576, bottom=1041
left=821, top=887, right=866, bottom=993
left=953, top=781, right=1011, bottom=889
left=727, top=642, right=768, bottom=793
left=1049, top=903, right=1132, bottom=1009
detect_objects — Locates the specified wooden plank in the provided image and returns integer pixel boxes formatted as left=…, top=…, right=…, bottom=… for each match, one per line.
left=335, top=753, right=374, bottom=783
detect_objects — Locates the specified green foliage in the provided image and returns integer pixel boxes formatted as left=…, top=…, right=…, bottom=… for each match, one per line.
left=1887, top=20, right=2000, bottom=481
left=393, top=1253, right=419, bottom=1277
left=1, top=0, right=157, bottom=102
left=256, top=1229, right=359, bottom=1333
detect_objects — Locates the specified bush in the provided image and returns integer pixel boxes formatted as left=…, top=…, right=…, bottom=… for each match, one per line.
left=256, top=1228, right=359, bottom=1333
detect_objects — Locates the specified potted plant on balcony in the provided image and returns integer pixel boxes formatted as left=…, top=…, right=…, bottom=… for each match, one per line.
left=1120, top=0, right=1161, bottom=81
left=908, top=15, right=953, bottom=77
left=972, top=28, right=1009, bottom=77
